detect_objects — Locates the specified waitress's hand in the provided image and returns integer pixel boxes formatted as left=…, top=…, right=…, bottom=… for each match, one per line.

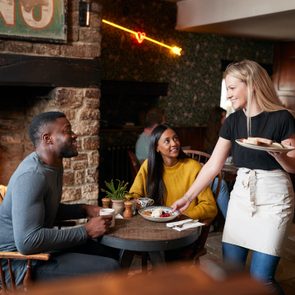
left=171, top=196, right=191, bottom=213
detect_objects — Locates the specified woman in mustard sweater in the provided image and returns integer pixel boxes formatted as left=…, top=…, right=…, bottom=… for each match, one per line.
left=129, top=124, right=217, bottom=221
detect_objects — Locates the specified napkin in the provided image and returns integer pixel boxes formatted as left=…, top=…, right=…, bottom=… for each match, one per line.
left=172, top=221, right=204, bottom=231
left=166, top=219, right=193, bottom=228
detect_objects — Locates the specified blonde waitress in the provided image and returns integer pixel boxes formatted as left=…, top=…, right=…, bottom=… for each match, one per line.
left=172, top=60, right=295, bottom=294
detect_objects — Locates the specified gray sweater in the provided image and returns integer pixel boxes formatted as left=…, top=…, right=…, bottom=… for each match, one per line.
left=0, top=152, right=88, bottom=284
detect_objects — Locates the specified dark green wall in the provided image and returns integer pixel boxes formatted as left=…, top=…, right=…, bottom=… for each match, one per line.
left=100, top=0, right=274, bottom=126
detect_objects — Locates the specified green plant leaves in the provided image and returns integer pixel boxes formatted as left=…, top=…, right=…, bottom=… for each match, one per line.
left=101, top=179, right=129, bottom=200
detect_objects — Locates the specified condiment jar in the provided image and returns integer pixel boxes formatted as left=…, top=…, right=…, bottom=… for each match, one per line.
left=102, top=197, right=111, bottom=208
left=123, top=201, right=133, bottom=219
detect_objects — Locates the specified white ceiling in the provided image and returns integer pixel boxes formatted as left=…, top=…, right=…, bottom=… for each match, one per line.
left=163, top=0, right=295, bottom=41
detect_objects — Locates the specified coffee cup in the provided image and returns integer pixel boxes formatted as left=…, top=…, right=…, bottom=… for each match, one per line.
left=99, top=208, right=115, bottom=227
left=136, top=197, right=154, bottom=209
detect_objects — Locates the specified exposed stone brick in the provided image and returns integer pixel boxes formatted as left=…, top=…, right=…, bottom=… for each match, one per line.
left=83, top=136, right=99, bottom=150
left=4, top=41, right=33, bottom=53
left=62, top=187, right=82, bottom=202
left=74, top=120, right=99, bottom=136
left=83, top=191, right=99, bottom=203
left=0, top=0, right=101, bottom=205
left=72, top=160, right=88, bottom=170
left=85, top=88, right=100, bottom=99
left=75, top=170, right=85, bottom=185
left=79, top=28, right=101, bottom=43
left=69, top=0, right=79, bottom=12
left=32, top=44, right=61, bottom=56
left=84, top=98, right=100, bottom=109
left=79, top=109, right=99, bottom=121
left=53, top=88, right=84, bottom=108
left=75, top=153, right=88, bottom=162
left=63, top=109, right=76, bottom=122
left=63, top=159, right=72, bottom=170
left=68, top=27, right=79, bottom=42
left=86, top=167, right=98, bottom=183
left=59, top=44, right=88, bottom=58
left=0, top=41, right=5, bottom=51
left=63, top=171, right=75, bottom=186
left=84, top=43, right=101, bottom=58
left=68, top=11, right=79, bottom=27
left=88, top=151, right=99, bottom=167
left=91, top=3, right=102, bottom=13
left=82, top=183, right=98, bottom=194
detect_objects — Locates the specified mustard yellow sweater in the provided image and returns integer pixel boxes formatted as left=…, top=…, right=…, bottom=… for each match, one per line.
left=129, top=158, right=217, bottom=220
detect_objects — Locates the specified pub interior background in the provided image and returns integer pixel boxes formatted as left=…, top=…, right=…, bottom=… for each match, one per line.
left=1, top=0, right=294, bottom=205
left=98, top=0, right=275, bottom=196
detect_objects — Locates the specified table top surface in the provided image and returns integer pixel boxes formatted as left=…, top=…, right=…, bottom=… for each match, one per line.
left=100, top=214, right=201, bottom=252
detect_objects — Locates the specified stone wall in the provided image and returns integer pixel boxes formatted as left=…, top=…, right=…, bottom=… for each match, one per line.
left=0, top=1, right=102, bottom=205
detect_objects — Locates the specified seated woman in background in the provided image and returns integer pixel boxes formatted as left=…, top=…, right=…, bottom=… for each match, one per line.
left=129, top=124, right=217, bottom=221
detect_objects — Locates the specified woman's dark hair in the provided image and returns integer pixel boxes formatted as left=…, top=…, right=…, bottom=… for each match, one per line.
left=147, top=124, right=187, bottom=205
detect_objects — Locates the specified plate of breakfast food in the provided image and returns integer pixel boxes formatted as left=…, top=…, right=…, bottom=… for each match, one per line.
left=138, top=206, right=179, bottom=222
left=236, top=137, right=295, bottom=153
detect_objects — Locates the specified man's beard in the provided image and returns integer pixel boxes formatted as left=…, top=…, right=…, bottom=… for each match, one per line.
left=60, top=145, right=78, bottom=158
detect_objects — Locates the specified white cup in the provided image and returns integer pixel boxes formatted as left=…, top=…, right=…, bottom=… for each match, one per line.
left=99, top=208, right=115, bottom=227
left=136, top=197, right=154, bottom=209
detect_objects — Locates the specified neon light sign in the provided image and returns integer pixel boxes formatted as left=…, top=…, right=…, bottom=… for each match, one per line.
left=102, top=19, right=182, bottom=56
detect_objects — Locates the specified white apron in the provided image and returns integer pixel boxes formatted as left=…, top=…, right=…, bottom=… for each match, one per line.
left=222, top=168, right=294, bottom=256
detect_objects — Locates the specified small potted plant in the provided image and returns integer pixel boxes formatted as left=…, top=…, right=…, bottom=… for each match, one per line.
left=101, top=179, right=129, bottom=215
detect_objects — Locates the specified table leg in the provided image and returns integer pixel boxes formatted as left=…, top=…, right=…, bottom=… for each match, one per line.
left=148, top=251, right=166, bottom=267
left=119, top=249, right=134, bottom=269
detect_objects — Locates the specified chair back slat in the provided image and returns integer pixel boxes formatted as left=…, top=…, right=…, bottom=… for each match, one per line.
left=127, top=150, right=141, bottom=180
left=8, top=258, right=16, bottom=291
left=183, top=149, right=222, bottom=200
left=0, top=258, right=8, bottom=292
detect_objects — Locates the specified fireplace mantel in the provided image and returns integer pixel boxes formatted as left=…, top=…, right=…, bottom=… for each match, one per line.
left=0, top=54, right=101, bottom=88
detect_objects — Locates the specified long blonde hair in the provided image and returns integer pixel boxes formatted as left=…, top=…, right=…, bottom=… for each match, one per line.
left=223, top=59, right=292, bottom=136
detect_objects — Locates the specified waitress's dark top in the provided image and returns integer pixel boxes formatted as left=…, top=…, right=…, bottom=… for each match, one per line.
left=220, top=109, right=295, bottom=170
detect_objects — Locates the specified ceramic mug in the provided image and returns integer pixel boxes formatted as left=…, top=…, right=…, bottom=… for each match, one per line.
left=136, top=197, right=154, bottom=209
left=99, top=208, right=115, bottom=227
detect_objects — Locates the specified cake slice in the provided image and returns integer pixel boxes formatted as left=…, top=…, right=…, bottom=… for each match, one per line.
left=243, top=137, right=273, bottom=146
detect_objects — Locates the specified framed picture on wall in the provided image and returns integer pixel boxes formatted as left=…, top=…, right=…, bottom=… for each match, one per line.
left=0, top=0, right=66, bottom=42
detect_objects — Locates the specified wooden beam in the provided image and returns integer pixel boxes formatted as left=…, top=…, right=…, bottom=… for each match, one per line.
left=0, top=54, right=100, bottom=87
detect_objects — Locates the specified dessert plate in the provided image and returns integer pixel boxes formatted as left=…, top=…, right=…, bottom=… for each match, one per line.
left=138, top=206, right=179, bottom=222
left=235, top=139, right=295, bottom=153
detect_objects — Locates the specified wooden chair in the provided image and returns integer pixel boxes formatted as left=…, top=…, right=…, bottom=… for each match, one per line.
left=0, top=186, right=50, bottom=292
left=0, top=252, right=50, bottom=293
left=127, top=150, right=141, bottom=180
left=183, top=149, right=222, bottom=197
left=182, top=149, right=223, bottom=262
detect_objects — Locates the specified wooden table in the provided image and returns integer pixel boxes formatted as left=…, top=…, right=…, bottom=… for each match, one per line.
left=100, top=214, right=201, bottom=268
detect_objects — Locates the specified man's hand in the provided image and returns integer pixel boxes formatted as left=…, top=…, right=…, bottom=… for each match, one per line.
left=171, top=196, right=191, bottom=213
left=82, top=204, right=100, bottom=218
left=84, top=216, right=111, bottom=239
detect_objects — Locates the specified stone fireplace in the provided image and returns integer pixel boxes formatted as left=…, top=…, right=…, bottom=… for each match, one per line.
left=0, top=1, right=102, bottom=205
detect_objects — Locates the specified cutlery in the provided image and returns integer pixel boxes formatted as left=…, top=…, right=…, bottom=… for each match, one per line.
left=172, top=220, right=205, bottom=231
left=166, top=219, right=193, bottom=228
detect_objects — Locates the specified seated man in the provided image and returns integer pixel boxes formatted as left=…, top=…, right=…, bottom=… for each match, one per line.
left=0, top=112, right=119, bottom=286
left=136, top=107, right=165, bottom=163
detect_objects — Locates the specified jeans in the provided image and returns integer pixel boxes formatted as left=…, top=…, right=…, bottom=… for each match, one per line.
left=32, top=240, right=120, bottom=282
left=212, top=177, right=229, bottom=218
left=222, top=242, right=284, bottom=295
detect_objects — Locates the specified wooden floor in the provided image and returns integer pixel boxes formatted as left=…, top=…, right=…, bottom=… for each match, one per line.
left=128, top=223, right=295, bottom=294
left=201, top=223, right=295, bottom=295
